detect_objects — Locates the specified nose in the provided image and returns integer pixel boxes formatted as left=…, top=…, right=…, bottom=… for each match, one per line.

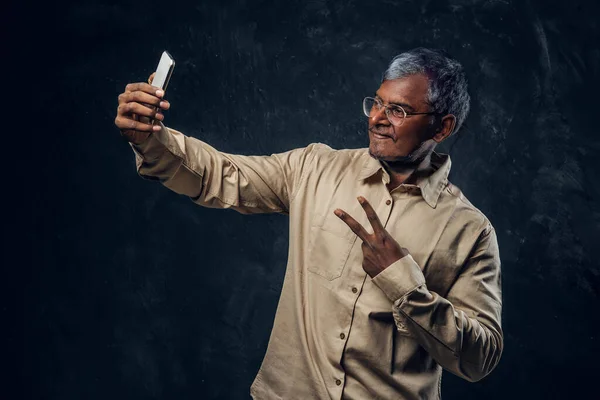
left=370, top=106, right=390, bottom=125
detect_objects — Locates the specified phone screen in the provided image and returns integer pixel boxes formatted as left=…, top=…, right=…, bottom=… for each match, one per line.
left=152, top=51, right=175, bottom=90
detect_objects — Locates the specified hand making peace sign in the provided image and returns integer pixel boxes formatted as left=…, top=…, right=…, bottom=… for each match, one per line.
left=334, top=196, right=409, bottom=278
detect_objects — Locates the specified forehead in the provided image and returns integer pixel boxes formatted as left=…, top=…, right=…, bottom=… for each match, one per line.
left=375, top=73, right=430, bottom=107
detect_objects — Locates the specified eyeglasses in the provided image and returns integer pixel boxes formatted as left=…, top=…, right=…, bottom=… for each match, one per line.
left=362, top=97, right=439, bottom=127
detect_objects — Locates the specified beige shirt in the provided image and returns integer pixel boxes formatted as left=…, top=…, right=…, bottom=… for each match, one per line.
left=130, top=124, right=503, bottom=400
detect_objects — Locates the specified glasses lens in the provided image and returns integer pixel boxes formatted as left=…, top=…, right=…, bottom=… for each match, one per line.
left=362, top=97, right=405, bottom=126
left=363, top=97, right=376, bottom=117
left=387, top=106, right=406, bottom=126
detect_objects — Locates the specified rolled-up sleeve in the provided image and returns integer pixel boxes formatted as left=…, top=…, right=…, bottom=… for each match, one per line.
left=372, top=223, right=503, bottom=382
left=130, top=123, right=320, bottom=215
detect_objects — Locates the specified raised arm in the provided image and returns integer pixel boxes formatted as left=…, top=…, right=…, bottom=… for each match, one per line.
left=130, top=123, right=317, bottom=214
left=115, top=78, right=317, bottom=215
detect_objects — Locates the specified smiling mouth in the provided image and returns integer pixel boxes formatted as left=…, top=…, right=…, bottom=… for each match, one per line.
left=370, top=129, right=394, bottom=140
left=373, top=133, right=392, bottom=139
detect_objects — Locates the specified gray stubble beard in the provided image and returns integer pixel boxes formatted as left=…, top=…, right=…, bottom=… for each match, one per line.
left=369, top=138, right=437, bottom=167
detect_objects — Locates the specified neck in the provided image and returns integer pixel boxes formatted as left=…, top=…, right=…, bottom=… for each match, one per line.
left=382, top=152, right=433, bottom=188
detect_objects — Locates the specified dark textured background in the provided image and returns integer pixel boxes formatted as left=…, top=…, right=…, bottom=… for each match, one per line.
left=6, top=0, right=600, bottom=399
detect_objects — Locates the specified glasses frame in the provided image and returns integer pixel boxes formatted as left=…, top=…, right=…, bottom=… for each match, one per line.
left=363, top=96, right=440, bottom=127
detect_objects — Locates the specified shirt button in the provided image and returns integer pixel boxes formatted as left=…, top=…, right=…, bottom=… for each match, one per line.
left=340, top=333, right=346, bottom=339
left=386, top=199, right=391, bottom=205
left=351, top=287, right=358, bottom=293
left=336, top=379, right=342, bottom=386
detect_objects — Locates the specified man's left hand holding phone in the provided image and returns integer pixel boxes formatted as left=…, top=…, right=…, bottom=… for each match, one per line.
left=115, top=51, right=175, bottom=145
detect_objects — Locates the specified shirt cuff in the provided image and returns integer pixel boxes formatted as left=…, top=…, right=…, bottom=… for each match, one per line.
left=130, top=123, right=186, bottom=162
left=371, top=254, right=426, bottom=303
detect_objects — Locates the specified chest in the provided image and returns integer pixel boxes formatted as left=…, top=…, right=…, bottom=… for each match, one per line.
left=304, top=176, right=472, bottom=297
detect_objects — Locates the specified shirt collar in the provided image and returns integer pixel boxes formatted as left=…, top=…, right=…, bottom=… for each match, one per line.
left=357, top=150, right=452, bottom=209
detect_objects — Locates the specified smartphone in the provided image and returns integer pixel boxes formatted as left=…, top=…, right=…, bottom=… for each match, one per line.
left=147, top=51, right=175, bottom=126
left=152, top=51, right=175, bottom=90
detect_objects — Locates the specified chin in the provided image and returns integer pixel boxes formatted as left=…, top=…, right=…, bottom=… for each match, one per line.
left=368, top=145, right=425, bottom=165
left=369, top=142, right=407, bottom=161
left=370, top=151, right=410, bottom=162
left=369, top=138, right=435, bottom=164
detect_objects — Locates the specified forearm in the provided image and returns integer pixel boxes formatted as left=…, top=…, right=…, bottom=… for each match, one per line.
left=372, top=227, right=503, bottom=382
left=130, top=123, right=318, bottom=214
left=130, top=122, right=193, bottom=192
left=392, top=284, right=503, bottom=382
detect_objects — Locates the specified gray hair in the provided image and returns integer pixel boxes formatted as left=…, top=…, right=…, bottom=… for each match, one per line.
left=382, top=47, right=470, bottom=134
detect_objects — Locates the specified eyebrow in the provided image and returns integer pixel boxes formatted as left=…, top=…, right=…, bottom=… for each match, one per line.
left=374, top=93, right=416, bottom=112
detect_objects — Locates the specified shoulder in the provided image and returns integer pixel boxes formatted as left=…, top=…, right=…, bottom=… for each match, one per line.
left=443, top=181, right=495, bottom=236
left=305, top=143, right=366, bottom=158
left=304, top=143, right=368, bottom=168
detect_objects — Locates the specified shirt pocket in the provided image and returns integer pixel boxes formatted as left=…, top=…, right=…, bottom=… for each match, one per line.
left=307, top=211, right=357, bottom=281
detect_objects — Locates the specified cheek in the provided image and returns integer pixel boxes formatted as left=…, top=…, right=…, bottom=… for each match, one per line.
left=398, top=121, right=433, bottom=142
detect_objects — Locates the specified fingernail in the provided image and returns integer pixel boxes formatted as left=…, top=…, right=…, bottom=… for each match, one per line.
left=334, top=209, right=344, bottom=218
left=357, top=196, right=365, bottom=203
left=152, top=125, right=161, bottom=131
left=156, top=90, right=164, bottom=97
left=155, top=113, right=164, bottom=121
left=160, top=101, right=169, bottom=109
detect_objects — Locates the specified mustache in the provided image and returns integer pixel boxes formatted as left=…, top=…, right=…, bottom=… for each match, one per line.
left=369, top=126, right=396, bottom=140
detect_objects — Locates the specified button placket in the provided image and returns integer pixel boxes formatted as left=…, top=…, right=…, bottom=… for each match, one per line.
left=380, top=196, right=393, bottom=229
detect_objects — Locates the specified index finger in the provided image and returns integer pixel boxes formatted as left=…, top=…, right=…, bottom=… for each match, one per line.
left=125, top=82, right=164, bottom=97
left=334, top=208, right=370, bottom=242
left=357, top=196, right=386, bottom=236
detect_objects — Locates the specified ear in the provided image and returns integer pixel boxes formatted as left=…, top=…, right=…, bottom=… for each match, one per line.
left=432, top=114, right=456, bottom=143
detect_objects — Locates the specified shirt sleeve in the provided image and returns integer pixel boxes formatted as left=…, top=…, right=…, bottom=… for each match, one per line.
left=129, top=123, right=319, bottom=215
left=371, top=223, right=503, bottom=382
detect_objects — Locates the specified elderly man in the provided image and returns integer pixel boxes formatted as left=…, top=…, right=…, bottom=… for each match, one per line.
left=115, top=47, right=503, bottom=399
